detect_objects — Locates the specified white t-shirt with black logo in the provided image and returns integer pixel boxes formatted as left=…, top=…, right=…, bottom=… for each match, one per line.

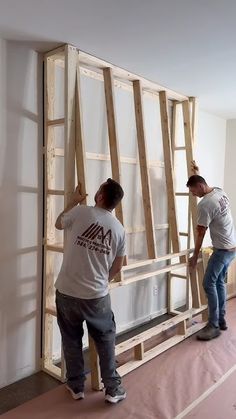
left=55, top=206, right=126, bottom=299
left=197, top=188, right=236, bottom=249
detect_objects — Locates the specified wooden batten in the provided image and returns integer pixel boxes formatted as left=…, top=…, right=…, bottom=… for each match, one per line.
left=159, top=91, right=182, bottom=260
left=43, top=57, right=56, bottom=374
left=103, top=67, right=124, bottom=225
left=64, top=45, right=77, bottom=205
left=79, top=50, right=188, bottom=101
left=182, top=100, right=198, bottom=237
left=75, top=54, right=87, bottom=199
left=133, top=80, right=157, bottom=259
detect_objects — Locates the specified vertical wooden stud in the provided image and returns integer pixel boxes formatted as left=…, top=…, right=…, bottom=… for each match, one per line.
left=177, top=320, right=187, bottom=335
left=43, top=57, right=56, bottom=370
left=75, top=54, right=87, bottom=200
left=103, top=67, right=127, bottom=272
left=134, top=342, right=144, bottom=360
left=182, top=100, right=198, bottom=239
left=182, top=100, right=206, bottom=307
left=89, top=336, right=103, bottom=391
left=103, top=67, right=124, bottom=225
left=76, top=54, right=102, bottom=390
left=133, top=80, right=156, bottom=259
left=64, top=45, right=77, bottom=206
left=159, top=91, right=183, bottom=261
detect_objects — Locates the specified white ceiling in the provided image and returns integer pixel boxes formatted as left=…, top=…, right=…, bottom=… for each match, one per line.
left=0, top=0, right=236, bottom=119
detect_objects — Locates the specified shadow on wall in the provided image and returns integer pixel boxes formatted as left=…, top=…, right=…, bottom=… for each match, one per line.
left=0, top=41, right=43, bottom=388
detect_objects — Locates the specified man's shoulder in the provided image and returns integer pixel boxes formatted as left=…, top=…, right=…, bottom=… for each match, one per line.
left=199, top=188, right=227, bottom=215
left=214, top=187, right=225, bottom=196
left=78, top=205, right=93, bottom=212
left=209, top=188, right=227, bottom=205
left=71, top=205, right=93, bottom=219
left=198, top=199, right=206, bottom=210
left=111, top=216, right=125, bottom=234
left=200, top=188, right=222, bottom=204
left=198, top=196, right=214, bottom=212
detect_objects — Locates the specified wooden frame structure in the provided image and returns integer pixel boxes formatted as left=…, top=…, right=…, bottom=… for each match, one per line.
left=42, top=44, right=208, bottom=387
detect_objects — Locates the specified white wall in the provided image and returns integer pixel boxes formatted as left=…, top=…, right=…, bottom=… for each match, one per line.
left=197, top=110, right=226, bottom=188
left=196, top=110, right=227, bottom=247
left=224, top=120, right=236, bottom=221
left=0, top=39, right=43, bottom=388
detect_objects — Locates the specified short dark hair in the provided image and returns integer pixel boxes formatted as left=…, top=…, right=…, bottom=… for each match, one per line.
left=101, top=178, right=124, bottom=210
left=186, top=175, right=207, bottom=187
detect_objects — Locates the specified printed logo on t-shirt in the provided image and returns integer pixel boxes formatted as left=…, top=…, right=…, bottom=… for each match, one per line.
left=219, top=195, right=229, bottom=215
left=74, top=223, right=112, bottom=255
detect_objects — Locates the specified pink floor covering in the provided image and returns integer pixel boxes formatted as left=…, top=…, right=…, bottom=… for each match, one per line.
left=2, top=299, right=236, bottom=419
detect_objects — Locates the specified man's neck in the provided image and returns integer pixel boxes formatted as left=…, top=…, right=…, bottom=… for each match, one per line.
left=95, top=204, right=112, bottom=213
left=203, top=186, right=214, bottom=196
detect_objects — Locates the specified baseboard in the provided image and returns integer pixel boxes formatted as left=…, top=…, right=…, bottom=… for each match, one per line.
left=0, top=365, right=41, bottom=389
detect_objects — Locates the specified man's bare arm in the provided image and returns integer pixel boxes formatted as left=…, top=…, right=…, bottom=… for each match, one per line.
left=109, top=256, right=124, bottom=281
left=55, top=184, right=87, bottom=230
left=189, top=225, right=207, bottom=270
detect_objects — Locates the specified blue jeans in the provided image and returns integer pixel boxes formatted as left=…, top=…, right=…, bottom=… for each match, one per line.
left=56, top=290, right=121, bottom=391
left=203, top=249, right=235, bottom=327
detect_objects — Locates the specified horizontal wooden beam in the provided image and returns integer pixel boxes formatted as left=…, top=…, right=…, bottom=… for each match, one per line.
left=117, top=321, right=206, bottom=377
left=174, top=146, right=186, bottom=151
left=116, top=336, right=182, bottom=376
left=170, top=309, right=182, bottom=315
left=54, top=148, right=165, bottom=168
left=78, top=50, right=188, bottom=101
left=45, top=245, right=197, bottom=278
left=46, top=243, right=64, bottom=253
left=54, top=148, right=64, bottom=157
left=44, top=45, right=66, bottom=60
left=55, top=62, right=175, bottom=103
left=46, top=306, right=57, bottom=316
left=87, top=152, right=165, bottom=168
left=47, top=189, right=64, bottom=196
left=175, top=192, right=189, bottom=197
left=47, top=118, right=65, bottom=126
left=111, top=262, right=188, bottom=288
left=80, top=67, right=161, bottom=101
left=126, top=224, right=169, bottom=234
left=122, top=248, right=194, bottom=271
left=171, top=273, right=187, bottom=279
left=56, top=52, right=186, bottom=103
left=114, top=257, right=202, bottom=287
left=115, top=306, right=206, bottom=356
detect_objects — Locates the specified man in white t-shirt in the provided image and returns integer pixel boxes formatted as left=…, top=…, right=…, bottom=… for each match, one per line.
left=187, top=165, right=236, bottom=341
left=55, top=179, right=126, bottom=404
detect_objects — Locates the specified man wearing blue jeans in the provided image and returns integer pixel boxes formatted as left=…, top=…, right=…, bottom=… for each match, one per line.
left=55, top=179, right=126, bottom=403
left=187, top=164, right=236, bottom=341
